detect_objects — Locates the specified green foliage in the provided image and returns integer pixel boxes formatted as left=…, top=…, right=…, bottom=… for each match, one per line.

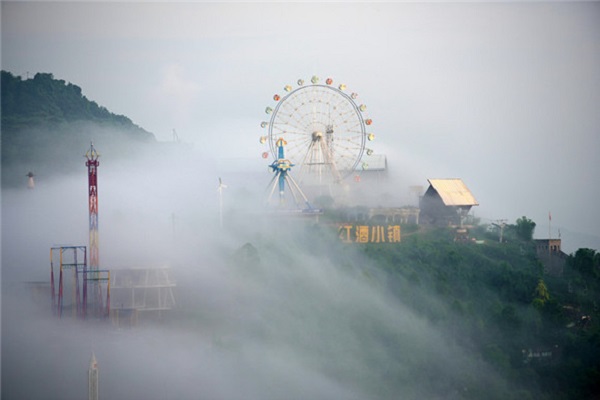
left=569, top=248, right=600, bottom=280
left=1, top=71, right=150, bottom=128
left=533, top=279, right=550, bottom=309
left=482, top=343, right=511, bottom=370
left=515, top=216, right=536, bottom=241
left=1, top=70, right=156, bottom=188
left=342, top=225, right=600, bottom=399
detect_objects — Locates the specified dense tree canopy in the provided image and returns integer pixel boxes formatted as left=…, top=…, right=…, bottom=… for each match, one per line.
left=570, top=248, right=600, bottom=280
left=515, top=216, right=537, bottom=241
left=1, top=71, right=148, bottom=129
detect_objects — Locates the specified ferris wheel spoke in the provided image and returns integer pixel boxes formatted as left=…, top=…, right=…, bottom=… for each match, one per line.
left=287, top=139, right=313, bottom=156
left=270, top=125, right=310, bottom=140
left=334, top=144, right=363, bottom=156
left=287, top=140, right=311, bottom=156
left=337, top=110, right=360, bottom=122
left=280, top=129, right=312, bottom=139
left=275, top=111, right=309, bottom=131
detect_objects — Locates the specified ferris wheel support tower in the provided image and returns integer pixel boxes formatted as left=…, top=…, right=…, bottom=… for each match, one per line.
left=267, top=138, right=313, bottom=210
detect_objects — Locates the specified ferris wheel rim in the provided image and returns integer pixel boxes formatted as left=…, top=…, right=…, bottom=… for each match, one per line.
left=266, top=83, right=368, bottom=180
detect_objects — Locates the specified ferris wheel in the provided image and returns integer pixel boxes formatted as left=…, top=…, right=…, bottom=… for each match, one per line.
left=259, top=76, right=375, bottom=185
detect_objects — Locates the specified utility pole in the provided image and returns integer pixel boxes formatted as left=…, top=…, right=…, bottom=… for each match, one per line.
left=492, top=219, right=507, bottom=243
left=217, top=178, right=227, bottom=228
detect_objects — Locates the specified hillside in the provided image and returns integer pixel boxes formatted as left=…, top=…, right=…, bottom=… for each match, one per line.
left=297, top=222, right=600, bottom=399
left=1, top=70, right=156, bottom=187
left=179, top=218, right=597, bottom=400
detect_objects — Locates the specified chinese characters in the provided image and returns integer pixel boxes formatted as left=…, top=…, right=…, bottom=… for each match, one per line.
left=338, top=224, right=401, bottom=243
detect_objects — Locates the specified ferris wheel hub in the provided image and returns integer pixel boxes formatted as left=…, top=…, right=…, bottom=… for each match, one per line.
left=312, top=131, right=324, bottom=141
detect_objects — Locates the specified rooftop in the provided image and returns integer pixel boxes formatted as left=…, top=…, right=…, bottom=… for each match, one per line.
left=427, top=178, right=479, bottom=207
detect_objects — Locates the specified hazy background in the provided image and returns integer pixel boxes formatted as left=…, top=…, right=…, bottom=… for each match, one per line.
left=2, top=1, right=600, bottom=252
left=1, top=3, right=600, bottom=398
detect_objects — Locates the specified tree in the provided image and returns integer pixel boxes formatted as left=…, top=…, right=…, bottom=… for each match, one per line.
left=232, top=242, right=260, bottom=269
left=515, top=216, right=536, bottom=241
left=532, top=278, right=550, bottom=309
left=570, top=248, right=600, bottom=279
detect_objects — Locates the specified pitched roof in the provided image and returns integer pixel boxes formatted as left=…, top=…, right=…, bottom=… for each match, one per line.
left=427, top=178, right=479, bottom=207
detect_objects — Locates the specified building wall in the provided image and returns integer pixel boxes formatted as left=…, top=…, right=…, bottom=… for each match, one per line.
left=535, top=239, right=563, bottom=254
left=420, top=188, right=467, bottom=226
left=535, top=239, right=567, bottom=276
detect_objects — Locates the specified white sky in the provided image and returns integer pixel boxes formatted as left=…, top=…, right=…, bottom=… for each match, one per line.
left=2, top=1, right=600, bottom=248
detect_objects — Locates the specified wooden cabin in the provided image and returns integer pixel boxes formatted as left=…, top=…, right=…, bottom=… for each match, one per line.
left=420, top=178, right=479, bottom=226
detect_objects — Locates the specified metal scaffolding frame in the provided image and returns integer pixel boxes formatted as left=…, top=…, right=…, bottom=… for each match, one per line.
left=110, top=267, right=176, bottom=326
left=50, top=245, right=110, bottom=319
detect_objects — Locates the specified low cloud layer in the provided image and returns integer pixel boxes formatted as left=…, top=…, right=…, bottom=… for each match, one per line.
left=2, top=144, right=514, bottom=399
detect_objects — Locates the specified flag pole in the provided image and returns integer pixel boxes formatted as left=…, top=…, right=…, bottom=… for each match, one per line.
left=548, top=211, right=552, bottom=273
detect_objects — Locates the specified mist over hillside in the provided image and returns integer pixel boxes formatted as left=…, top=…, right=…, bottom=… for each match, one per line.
left=1, top=70, right=157, bottom=188
left=0, top=153, right=521, bottom=399
left=2, top=136, right=599, bottom=399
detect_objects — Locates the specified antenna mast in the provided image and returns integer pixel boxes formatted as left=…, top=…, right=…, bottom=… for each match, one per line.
left=493, top=219, right=507, bottom=243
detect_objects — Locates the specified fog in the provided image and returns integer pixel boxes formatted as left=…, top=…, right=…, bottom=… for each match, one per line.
left=2, top=144, right=516, bottom=399
left=2, top=2, right=600, bottom=243
left=3, top=2, right=600, bottom=397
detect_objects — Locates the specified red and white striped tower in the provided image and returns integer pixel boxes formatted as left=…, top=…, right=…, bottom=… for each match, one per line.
left=85, top=143, right=101, bottom=314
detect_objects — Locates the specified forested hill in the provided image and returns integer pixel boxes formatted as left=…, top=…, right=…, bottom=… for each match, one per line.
left=1, top=70, right=156, bottom=187
left=275, top=222, right=600, bottom=399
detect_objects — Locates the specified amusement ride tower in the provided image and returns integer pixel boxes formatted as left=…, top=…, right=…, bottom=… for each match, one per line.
left=86, top=143, right=100, bottom=271
left=85, top=143, right=106, bottom=315
left=49, top=143, right=110, bottom=319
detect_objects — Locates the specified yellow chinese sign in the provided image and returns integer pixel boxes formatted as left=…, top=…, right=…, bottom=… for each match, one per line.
left=338, top=225, right=401, bottom=243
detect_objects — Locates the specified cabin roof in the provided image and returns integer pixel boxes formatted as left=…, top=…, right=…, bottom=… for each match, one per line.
left=426, top=178, right=479, bottom=207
